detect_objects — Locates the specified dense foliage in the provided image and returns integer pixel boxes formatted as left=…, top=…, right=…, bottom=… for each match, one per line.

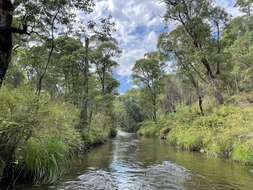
left=117, top=0, right=253, bottom=165
left=0, top=0, right=120, bottom=186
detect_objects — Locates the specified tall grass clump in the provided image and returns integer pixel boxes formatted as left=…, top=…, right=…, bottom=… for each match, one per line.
left=25, top=137, right=71, bottom=183
left=232, top=140, right=253, bottom=164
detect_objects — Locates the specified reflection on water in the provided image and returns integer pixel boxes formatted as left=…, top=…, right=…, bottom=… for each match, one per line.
left=15, top=131, right=253, bottom=190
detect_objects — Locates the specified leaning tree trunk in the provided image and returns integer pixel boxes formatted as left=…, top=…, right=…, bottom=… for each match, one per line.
left=0, top=0, right=13, bottom=86
left=197, top=93, right=204, bottom=116
left=36, top=10, right=59, bottom=95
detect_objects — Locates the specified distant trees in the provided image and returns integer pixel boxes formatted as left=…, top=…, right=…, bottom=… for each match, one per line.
left=116, top=96, right=145, bottom=132
left=91, top=38, right=121, bottom=95
left=132, top=52, right=165, bottom=121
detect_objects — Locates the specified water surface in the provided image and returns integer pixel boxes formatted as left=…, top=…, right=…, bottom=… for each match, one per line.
left=15, top=131, right=253, bottom=190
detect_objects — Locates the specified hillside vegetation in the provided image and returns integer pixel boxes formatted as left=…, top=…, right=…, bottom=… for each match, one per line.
left=137, top=93, right=253, bottom=164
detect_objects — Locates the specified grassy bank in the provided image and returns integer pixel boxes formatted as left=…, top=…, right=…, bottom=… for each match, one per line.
left=0, top=86, right=116, bottom=185
left=137, top=94, right=253, bottom=165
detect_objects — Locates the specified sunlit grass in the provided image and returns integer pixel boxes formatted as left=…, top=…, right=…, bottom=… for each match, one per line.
left=137, top=96, right=253, bottom=165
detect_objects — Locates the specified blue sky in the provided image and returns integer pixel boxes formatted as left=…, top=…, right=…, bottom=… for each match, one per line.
left=78, top=0, right=242, bottom=94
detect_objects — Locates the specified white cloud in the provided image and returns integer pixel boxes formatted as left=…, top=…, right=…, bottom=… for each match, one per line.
left=116, top=49, right=146, bottom=76
left=77, top=0, right=243, bottom=91
left=76, top=0, right=166, bottom=77
left=214, top=0, right=243, bottom=17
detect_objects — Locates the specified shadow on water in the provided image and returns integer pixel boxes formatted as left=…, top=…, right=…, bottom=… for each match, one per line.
left=14, top=131, right=253, bottom=190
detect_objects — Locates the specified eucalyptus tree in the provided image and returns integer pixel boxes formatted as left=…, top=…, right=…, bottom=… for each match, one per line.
left=75, top=16, right=118, bottom=128
left=91, top=39, right=121, bottom=95
left=132, top=52, right=165, bottom=121
left=52, top=36, right=84, bottom=100
left=161, top=0, right=229, bottom=104
left=158, top=29, right=206, bottom=115
left=0, top=0, right=94, bottom=86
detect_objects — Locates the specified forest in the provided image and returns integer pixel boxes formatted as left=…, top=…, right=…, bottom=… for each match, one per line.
left=0, top=0, right=253, bottom=189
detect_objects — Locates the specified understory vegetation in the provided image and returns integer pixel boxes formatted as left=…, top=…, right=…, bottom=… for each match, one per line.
left=0, top=86, right=116, bottom=184
left=136, top=95, right=253, bottom=164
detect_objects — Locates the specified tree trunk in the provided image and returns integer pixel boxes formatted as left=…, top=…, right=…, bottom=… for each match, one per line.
left=36, top=10, right=59, bottom=95
left=176, top=7, right=225, bottom=105
left=0, top=0, right=13, bottom=86
left=152, top=91, right=157, bottom=122
left=203, top=58, right=224, bottom=105
left=101, top=66, right=106, bottom=94
left=198, top=95, right=204, bottom=116
left=80, top=38, right=89, bottom=130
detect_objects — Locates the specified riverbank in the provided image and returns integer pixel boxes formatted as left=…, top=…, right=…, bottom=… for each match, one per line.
left=0, top=86, right=117, bottom=187
left=138, top=93, right=253, bottom=165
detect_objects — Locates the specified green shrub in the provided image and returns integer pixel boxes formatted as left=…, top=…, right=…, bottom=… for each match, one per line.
left=181, top=133, right=203, bottom=151
left=82, top=127, right=108, bottom=147
left=232, top=141, right=253, bottom=164
left=91, top=113, right=114, bottom=129
left=137, top=121, right=160, bottom=137
left=167, top=127, right=203, bottom=151
left=205, top=129, right=237, bottom=157
left=81, top=113, right=115, bottom=147
left=38, top=102, right=82, bottom=149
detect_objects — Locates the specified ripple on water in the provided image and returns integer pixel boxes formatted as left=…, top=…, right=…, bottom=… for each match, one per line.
left=123, top=161, right=190, bottom=190
left=59, top=161, right=191, bottom=190
left=60, top=170, right=118, bottom=190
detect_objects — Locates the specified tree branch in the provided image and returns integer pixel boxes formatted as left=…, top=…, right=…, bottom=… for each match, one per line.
left=10, top=25, right=29, bottom=35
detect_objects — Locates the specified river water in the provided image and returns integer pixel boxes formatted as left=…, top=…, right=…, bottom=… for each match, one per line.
left=16, top=131, right=253, bottom=190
